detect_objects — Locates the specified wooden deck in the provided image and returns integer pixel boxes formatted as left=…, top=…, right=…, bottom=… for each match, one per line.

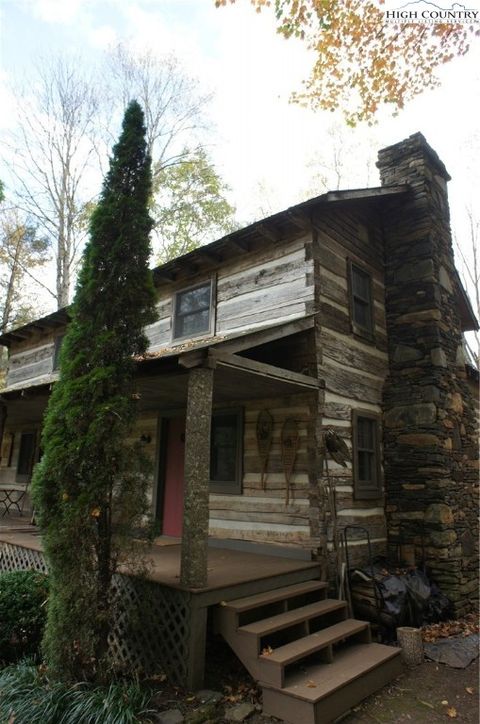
left=0, top=524, right=320, bottom=599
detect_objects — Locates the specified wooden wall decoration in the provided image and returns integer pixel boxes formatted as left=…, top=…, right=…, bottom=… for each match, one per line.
left=281, top=418, right=299, bottom=505
left=256, top=409, right=273, bottom=490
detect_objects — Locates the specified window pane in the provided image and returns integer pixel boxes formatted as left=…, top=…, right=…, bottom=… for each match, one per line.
left=353, top=298, right=370, bottom=330
left=211, top=414, right=238, bottom=483
left=177, top=284, right=210, bottom=315
left=352, top=267, right=369, bottom=299
left=358, top=450, right=374, bottom=483
left=17, top=433, right=35, bottom=476
left=175, top=309, right=210, bottom=338
left=357, top=417, right=374, bottom=449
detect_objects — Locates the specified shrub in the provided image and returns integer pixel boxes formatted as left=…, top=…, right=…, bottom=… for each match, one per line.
left=0, top=661, right=154, bottom=723
left=0, top=570, right=49, bottom=664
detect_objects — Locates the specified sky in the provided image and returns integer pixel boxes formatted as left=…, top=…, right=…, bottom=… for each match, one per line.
left=0, top=0, right=479, bottom=313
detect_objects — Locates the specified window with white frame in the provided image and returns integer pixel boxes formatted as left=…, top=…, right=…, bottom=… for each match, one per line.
left=172, top=280, right=213, bottom=341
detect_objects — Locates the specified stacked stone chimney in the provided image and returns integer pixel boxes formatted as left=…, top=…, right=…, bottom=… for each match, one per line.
left=378, top=133, right=478, bottom=616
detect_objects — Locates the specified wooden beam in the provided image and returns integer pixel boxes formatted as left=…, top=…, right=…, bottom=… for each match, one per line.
left=178, top=349, right=209, bottom=369
left=154, top=268, right=177, bottom=283
left=197, top=249, right=222, bottom=264
left=215, top=316, right=315, bottom=355
left=180, top=366, right=214, bottom=588
left=209, top=350, right=322, bottom=390
left=257, top=223, right=280, bottom=242
left=287, top=211, right=310, bottom=231
left=227, top=237, right=250, bottom=254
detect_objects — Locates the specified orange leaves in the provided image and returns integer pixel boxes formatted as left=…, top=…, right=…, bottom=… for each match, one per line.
left=217, top=0, right=478, bottom=124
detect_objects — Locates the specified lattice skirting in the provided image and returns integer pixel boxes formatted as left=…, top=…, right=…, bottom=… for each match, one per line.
left=0, top=542, right=191, bottom=684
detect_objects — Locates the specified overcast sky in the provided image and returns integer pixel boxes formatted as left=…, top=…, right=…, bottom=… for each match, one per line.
left=0, top=0, right=479, bottom=276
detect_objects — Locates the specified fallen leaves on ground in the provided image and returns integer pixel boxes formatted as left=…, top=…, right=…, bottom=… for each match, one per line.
left=422, top=614, right=479, bottom=643
left=465, top=687, right=474, bottom=695
left=261, top=645, right=273, bottom=656
left=446, top=706, right=458, bottom=718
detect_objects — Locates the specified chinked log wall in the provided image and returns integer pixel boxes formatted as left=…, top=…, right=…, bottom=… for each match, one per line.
left=5, top=235, right=315, bottom=391
left=309, top=205, right=390, bottom=569
left=209, top=394, right=315, bottom=549
left=145, top=234, right=315, bottom=352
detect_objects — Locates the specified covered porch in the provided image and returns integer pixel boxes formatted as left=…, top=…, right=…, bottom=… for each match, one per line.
left=0, top=319, right=326, bottom=687
left=135, top=320, right=324, bottom=590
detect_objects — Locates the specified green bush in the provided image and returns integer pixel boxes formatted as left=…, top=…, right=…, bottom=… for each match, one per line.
left=0, top=570, right=49, bottom=663
left=0, top=661, right=154, bottom=723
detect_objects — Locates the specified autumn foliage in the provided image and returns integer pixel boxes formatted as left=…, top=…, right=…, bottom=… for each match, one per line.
left=216, top=0, right=478, bottom=124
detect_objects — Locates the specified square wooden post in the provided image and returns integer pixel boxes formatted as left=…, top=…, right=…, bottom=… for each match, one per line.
left=180, top=366, right=214, bottom=589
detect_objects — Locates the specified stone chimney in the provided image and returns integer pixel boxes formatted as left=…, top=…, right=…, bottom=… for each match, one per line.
left=377, top=133, right=478, bottom=616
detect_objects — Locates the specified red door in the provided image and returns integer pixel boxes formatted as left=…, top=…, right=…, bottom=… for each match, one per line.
left=162, top=417, right=185, bottom=537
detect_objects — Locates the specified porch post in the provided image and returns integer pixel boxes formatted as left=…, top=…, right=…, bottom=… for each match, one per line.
left=180, top=366, right=214, bottom=588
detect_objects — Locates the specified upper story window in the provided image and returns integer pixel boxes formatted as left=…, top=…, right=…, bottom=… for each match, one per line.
left=172, top=279, right=213, bottom=341
left=348, top=261, right=374, bottom=339
left=352, top=410, right=381, bottom=500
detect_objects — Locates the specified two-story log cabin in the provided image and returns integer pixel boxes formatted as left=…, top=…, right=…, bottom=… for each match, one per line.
left=0, top=134, right=477, bottom=721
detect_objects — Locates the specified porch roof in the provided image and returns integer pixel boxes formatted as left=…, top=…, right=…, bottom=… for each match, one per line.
left=0, top=316, right=319, bottom=401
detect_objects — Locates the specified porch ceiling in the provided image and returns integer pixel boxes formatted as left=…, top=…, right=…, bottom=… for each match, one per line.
left=137, top=360, right=320, bottom=411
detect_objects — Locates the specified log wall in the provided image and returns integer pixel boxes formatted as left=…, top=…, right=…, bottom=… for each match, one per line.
left=312, top=206, right=390, bottom=567
left=208, top=394, right=314, bottom=550
left=4, top=235, right=314, bottom=390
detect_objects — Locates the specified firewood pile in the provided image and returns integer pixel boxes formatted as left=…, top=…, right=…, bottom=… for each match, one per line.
left=349, top=561, right=453, bottom=632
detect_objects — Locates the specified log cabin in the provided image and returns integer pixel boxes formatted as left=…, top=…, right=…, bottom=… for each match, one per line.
left=0, top=133, right=477, bottom=722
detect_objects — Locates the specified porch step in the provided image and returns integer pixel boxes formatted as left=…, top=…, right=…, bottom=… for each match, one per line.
left=240, top=599, right=346, bottom=638
left=258, top=618, right=371, bottom=687
left=215, top=582, right=402, bottom=724
left=262, top=643, right=403, bottom=724
left=223, top=579, right=327, bottom=615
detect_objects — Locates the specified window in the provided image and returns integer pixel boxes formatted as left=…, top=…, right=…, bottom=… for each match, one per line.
left=17, top=432, right=36, bottom=478
left=348, top=261, right=374, bottom=339
left=53, top=335, right=65, bottom=370
left=210, top=409, right=243, bottom=494
left=173, top=280, right=213, bottom=341
left=352, top=411, right=381, bottom=499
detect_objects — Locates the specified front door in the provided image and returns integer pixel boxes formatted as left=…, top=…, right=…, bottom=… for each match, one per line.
left=162, top=417, right=185, bottom=537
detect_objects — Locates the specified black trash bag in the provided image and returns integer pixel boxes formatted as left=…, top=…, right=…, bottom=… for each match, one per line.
left=423, top=581, right=453, bottom=623
left=378, top=574, right=409, bottom=623
left=403, top=569, right=431, bottom=626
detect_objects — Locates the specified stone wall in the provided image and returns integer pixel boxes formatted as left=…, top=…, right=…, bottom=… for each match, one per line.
left=378, top=133, right=479, bottom=616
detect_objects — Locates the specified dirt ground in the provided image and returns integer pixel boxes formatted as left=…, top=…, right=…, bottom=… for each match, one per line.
left=149, top=638, right=479, bottom=723
left=341, top=659, right=479, bottom=724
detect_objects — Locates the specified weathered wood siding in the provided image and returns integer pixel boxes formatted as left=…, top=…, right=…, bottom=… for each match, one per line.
left=208, top=394, right=314, bottom=550
left=5, top=329, right=59, bottom=392
left=5, top=235, right=314, bottom=389
left=313, top=207, right=389, bottom=565
left=145, top=235, right=313, bottom=350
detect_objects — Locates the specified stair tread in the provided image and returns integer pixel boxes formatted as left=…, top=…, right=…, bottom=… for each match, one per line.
left=260, top=619, right=369, bottom=665
left=265, top=643, right=401, bottom=702
left=221, top=580, right=327, bottom=613
left=240, top=599, right=346, bottom=637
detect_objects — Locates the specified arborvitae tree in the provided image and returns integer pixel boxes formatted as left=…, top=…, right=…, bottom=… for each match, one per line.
left=32, top=101, right=157, bottom=682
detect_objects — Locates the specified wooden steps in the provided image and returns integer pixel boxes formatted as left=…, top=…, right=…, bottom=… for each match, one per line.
left=214, top=577, right=402, bottom=723
left=240, top=599, right=346, bottom=638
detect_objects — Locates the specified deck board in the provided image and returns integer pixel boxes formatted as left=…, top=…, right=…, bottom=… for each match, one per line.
left=0, top=526, right=320, bottom=595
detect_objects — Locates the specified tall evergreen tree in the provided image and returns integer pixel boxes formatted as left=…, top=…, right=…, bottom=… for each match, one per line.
left=32, top=101, right=157, bottom=682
